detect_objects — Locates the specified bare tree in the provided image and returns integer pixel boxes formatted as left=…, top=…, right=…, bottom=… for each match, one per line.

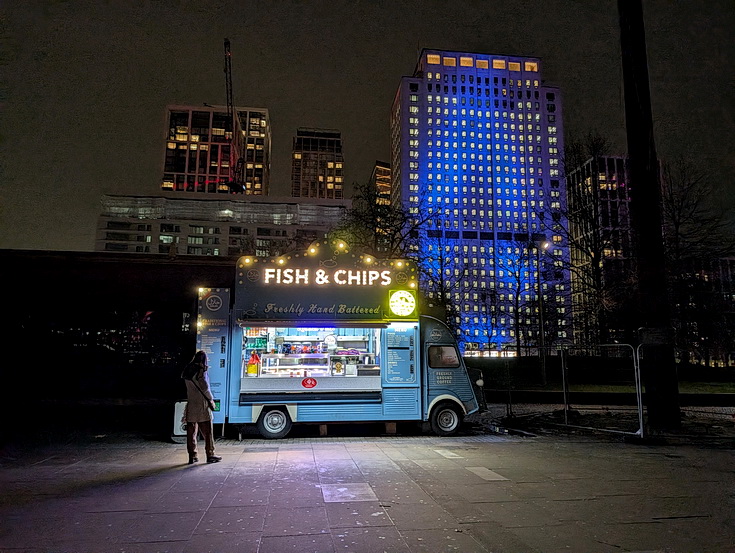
left=661, top=156, right=735, bottom=263
left=478, top=287, right=501, bottom=351
left=336, top=182, right=468, bottom=335
left=231, top=234, right=255, bottom=256
left=333, top=181, right=431, bottom=258
left=661, top=156, right=735, bottom=365
left=415, top=230, right=470, bottom=339
left=563, top=131, right=610, bottom=174
left=494, top=241, right=536, bottom=356
left=549, top=131, right=637, bottom=346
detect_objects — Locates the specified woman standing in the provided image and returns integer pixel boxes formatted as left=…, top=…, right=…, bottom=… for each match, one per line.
left=182, top=350, right=222, bottom=464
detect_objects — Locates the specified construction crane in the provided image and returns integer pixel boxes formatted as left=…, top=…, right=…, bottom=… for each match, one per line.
left=223, top=38, right=245, bottom=193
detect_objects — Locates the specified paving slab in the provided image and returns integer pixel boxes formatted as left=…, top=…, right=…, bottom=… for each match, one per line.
left=321, top=482, right=378, bottom=502
left=324, top=500, right=392, bottom=527
left=1, top=431, right=734, bottom=553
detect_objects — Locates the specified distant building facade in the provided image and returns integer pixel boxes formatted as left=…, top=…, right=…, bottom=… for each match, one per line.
left=291, top=128, right=344, bottom=199
left=674, top=257, right=735, bottom=367
left=391, top=48, right=570, bottom=353
left=565, top=156, right=636, bottom=345
left=566, top=156, right=735, bottom=365
left=369, top=161, right=391, bottom=205
left=96, top=195, right=349, bottom=257
left=161, top=105, right=271, bottom=196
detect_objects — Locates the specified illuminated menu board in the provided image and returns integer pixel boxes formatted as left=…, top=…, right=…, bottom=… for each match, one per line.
left=384, top=325, right=417, bottom=385
left=197, top=288, right=230, bottom=423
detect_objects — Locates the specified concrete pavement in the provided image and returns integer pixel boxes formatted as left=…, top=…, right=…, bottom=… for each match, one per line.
left=1, top=428, right=733, bottom=552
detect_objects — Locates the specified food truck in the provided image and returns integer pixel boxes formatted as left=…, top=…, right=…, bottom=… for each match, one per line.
left=189, top=239, right=482, bottom=439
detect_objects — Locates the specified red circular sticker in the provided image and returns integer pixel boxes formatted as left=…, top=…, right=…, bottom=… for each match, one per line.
left=301, top=377, right=317, bottom=389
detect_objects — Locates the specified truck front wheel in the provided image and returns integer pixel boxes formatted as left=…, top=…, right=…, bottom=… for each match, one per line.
left=256, top=407, right=292, bottom=439
left=430, top=402, right=463, bottom=436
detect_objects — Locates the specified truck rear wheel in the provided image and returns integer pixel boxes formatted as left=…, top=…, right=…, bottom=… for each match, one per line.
left=256, top=407, right=292, bottom=439
left=430, top=402, right=463, bottom=436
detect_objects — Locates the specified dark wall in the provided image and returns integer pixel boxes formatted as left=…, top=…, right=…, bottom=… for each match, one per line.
left=2, top=250, right=235, bottom=405
left=2, top=249, right=233, bottom=311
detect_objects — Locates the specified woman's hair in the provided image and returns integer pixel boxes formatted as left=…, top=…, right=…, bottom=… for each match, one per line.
left=182, top=350, right=207, bottom=380
left=191, top=350, right=208, bottom=367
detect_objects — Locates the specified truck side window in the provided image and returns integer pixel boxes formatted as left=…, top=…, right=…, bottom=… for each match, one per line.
left=428, top=346, right=460, bottom=368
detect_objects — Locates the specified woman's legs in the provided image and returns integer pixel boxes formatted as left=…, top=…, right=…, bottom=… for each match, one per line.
left=199, top=420, right=215, bottom=457
left=186, top=422, right=199, bottom=458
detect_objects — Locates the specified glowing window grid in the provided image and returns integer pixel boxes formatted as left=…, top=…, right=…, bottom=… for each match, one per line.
left=395, top=51, right=568, bottom=349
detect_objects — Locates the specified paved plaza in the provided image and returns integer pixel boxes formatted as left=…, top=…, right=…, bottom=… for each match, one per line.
left=1, top=424, right=733, bottom=553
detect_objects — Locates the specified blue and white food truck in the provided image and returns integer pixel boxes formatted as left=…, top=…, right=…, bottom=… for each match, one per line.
left=190, top=240, right=482, bottom=439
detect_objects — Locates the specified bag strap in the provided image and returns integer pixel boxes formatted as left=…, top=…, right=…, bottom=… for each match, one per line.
left=188, top=374, right=214, bottom=409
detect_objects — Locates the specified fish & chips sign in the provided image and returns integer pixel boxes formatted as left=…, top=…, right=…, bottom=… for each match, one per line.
left=234, top=245, right=417, bottom=323
left=262, top=268, right=393, bottom=287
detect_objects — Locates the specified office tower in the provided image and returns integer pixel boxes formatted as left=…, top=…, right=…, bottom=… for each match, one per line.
left=391, top=49, right=570, bottom=353
left=291, top=128, right=344, bottom=199
left=369, top=161, right=392, bottom=205
left=161, top=105, right=271, bottom=195
left=565, top=156, right=636, bottom=345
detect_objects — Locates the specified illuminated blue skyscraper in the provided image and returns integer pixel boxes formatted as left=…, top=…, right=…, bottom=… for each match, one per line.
left=391, top=49, right=571, bottom=354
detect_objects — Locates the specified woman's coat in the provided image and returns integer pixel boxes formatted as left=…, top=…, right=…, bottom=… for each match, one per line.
left=185, top=366, right=214, bottom=422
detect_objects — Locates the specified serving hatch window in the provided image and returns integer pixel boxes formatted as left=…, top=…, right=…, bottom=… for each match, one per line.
left=428, top=346, right=460, bottom=368
left=240, top=326, right=381, bottom=378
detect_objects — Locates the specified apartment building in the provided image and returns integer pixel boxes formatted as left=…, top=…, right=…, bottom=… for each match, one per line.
left=291, top=128, right=345, bottom=199
left=161, top=105, right=271, bottom=196
left=96, top=195, right=349, bottom=257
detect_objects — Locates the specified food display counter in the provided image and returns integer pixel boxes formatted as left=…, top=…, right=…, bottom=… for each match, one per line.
left=261, top=353, right=330, bottom=377
left=238, top=325, right=382, bottom=393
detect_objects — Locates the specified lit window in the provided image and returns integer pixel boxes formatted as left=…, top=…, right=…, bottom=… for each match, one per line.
left=524, top=62, right=538, bottom=72
left=443, top=57, right=456, bottom=66
left=427, top=54, right=441, bottom=64
left=476, top=59, right=489, bottom=69
left=460, top=57, right=473, bottom=67
left=508, top=62, right=521, bottom=71
left=492, top=59, right=506, bottom=69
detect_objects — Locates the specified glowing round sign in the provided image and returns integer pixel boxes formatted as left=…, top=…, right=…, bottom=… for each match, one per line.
left=389, top=290, right=416, bottom=317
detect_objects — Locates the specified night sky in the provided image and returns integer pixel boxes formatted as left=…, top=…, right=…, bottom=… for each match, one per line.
left=2, top=1, right=733, bottom=251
